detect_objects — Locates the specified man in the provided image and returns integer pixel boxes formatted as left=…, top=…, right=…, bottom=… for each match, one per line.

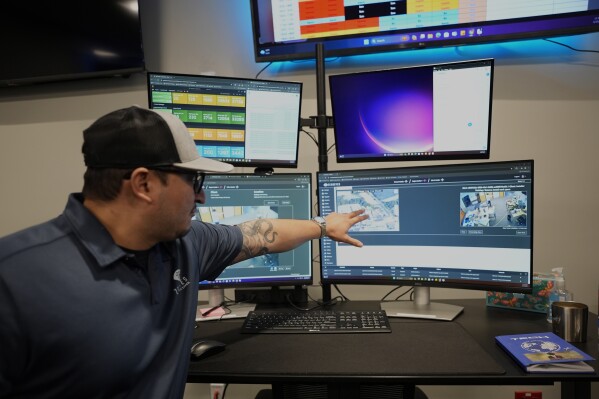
left=0, top=106, right=367, bottom=398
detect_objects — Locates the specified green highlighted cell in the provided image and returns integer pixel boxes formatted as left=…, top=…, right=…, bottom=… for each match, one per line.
left=216, top=112, right=232, bottom=123
left=231, top=113, right=245, bottom=124
left=187, top=110, right=203, bottom=121
left=151, top=91, right=173, bottom=104
left=173, top=109, right=189, bottom=122
left=202, top=111, right=216, bottom=123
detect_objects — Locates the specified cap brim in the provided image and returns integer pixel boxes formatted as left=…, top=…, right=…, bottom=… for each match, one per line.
left=173, top=156, right=234, bottom=173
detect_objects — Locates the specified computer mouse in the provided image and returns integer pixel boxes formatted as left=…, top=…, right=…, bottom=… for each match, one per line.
left=190, top=339, right=226, bottom=360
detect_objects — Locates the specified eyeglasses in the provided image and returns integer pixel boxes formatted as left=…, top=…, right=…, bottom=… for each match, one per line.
left=151, top=167, right=206, bottom=195
left=123, top=167, right=206, bottom=194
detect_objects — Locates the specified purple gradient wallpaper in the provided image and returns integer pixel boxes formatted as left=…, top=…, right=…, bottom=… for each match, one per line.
left=330, top=67, right=434, bottom=159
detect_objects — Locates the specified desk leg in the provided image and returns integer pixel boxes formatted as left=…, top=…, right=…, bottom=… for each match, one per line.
left=561, top=381, right=590, bottom=399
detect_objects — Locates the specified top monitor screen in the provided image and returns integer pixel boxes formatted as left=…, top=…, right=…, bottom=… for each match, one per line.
left=250, top=0, right=599, bottom=62
left=329, top=59, right=493, bottom=163
left=147, top=72, right=302, bottom=169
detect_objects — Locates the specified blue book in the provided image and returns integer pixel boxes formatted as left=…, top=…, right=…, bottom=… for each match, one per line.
left=496, top=332, right=595, bottom=373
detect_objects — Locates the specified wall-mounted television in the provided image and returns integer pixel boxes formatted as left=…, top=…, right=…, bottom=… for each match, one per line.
left=147, top=72, right=303, bottom=171
left=329, top=59, right=493, bottom=163
left=1, top=0, right=145, bottom=87
left=250, top=0, right=599, bottom=62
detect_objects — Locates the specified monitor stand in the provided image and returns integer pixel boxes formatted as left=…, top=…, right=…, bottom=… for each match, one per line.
left=208, top=288, right=225, bottom=306
left=380, top=286, right=464, bottom=321
left=197, top=288, right=255, bottom=322
left=254, top=167, right=274, bottom=175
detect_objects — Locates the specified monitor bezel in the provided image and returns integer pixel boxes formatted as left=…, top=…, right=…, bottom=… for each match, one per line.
left=197, top=172, right=314, bottom=290
left=146, top=71, right=303, bottom=169
left=317, top=159, right=534, bottom=294
left=329, top=59, right=494, bottom=164
left=249, top=1, right=599, bottom=62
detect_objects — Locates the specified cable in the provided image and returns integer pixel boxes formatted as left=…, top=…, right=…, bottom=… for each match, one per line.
left=254, top=62, right=273, bottom=79
left=327, top=142, right=336, bottom=154
left=285, top=293, right=323, bottom=311
left=332, top=284, right=349, bottom=301
left=395, top=287, right=414, bottom=301
left=543, top=38, right=599, bottom=53
left=301, top=128, right=318, bottom=145
left=381, top=286, right=414, bottom=302
left=222, top=384, right=229, bottom=399
left=380, top=286, right=404, bottom=302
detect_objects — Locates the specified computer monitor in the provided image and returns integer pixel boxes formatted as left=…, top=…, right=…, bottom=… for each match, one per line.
left=329, top=59, right=494, bottom=163
left=317, top=160, right=533, bottom=321
left=147, top=72, right=303, bottom=171
left=196, top=173, right=313, bottom=307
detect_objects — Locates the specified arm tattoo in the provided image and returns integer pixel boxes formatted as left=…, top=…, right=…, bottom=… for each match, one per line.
left=237, top=219, right=278, bottom=260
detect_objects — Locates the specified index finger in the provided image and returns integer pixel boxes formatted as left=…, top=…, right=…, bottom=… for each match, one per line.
left=349, top=209, right=367, bottom=218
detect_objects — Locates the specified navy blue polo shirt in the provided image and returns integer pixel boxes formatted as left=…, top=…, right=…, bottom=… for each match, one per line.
left=0, top=194, right=242, bottom=398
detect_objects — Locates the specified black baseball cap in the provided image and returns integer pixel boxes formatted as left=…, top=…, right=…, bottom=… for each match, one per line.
left=82, top=105, right=233, bottom=173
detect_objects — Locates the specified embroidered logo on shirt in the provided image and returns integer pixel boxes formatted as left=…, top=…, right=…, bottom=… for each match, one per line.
left=173, top=269, right=190, bottom=294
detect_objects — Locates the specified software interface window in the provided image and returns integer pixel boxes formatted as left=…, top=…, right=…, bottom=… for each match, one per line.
left=432, top=63, right=491, bottom=153
left=318, top=162, right=532, bottom=289
left=196, top=174, right=312, bottom=285
left=147, top=73, right=301, bottom=165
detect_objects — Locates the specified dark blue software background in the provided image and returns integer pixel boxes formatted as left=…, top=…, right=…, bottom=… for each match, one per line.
left=319, top=165, right=532, bottom=250
left=198, top=174, right=312, bottom=284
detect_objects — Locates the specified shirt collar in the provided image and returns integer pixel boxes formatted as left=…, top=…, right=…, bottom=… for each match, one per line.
left=62, top=193, right=179, bottom=268
left=63, top=193, right=127, bottom=268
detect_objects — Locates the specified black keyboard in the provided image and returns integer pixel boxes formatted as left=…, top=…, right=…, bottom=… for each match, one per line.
left=240, top=309, right=391, bottom=333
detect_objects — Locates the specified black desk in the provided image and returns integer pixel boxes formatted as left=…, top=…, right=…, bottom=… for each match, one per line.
left=188, top=299, right=598, bottom=399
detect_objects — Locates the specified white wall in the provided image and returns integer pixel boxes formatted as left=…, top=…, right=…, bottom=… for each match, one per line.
left=1, top=1, right=598, bottom=398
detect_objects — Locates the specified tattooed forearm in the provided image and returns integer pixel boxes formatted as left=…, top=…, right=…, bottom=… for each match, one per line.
left=237, top=219, right=279, bottom=261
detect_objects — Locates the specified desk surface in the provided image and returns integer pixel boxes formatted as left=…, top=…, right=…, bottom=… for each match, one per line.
left=189, top=299, right=598, bottom=389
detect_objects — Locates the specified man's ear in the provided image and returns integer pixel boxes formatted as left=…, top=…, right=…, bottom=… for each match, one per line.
left=128, top=168, right=153, bottom=203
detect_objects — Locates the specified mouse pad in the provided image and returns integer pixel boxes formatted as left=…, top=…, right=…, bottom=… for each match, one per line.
left=191, top=321, right=505, bottom=376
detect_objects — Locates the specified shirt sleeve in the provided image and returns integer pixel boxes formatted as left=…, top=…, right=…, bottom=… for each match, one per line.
left=184, top=221, right=243, bottom=281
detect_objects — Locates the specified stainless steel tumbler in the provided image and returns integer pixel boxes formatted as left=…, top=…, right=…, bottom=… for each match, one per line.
left=551, top=301, right=588, bottom=342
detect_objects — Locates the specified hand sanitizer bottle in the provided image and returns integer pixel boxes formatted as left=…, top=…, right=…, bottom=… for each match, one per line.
left=546, top=270, right=573, bottom=323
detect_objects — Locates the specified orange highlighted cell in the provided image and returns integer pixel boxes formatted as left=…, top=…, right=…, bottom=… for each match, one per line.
left=230, top=130, right=245, bottom=141
left=216, top=130, right=231, bottom=141
left=301, top=18, right=379, bottom=37
left=188, top=128, right=202, bottom=140
left=202, top=129, right=216, bottom=140
left=299, top=0, right=344, bottom=20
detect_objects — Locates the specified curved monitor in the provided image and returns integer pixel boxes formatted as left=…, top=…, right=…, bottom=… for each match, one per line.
left=196, top=173, right=313, bottom=303
left=147, top=72, right=302, bottom=169
left=317, top=160, right=533, bottom=320
left=250, top=0, right=599, bottom=62
left=329, top=59, right=493, bottom=163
